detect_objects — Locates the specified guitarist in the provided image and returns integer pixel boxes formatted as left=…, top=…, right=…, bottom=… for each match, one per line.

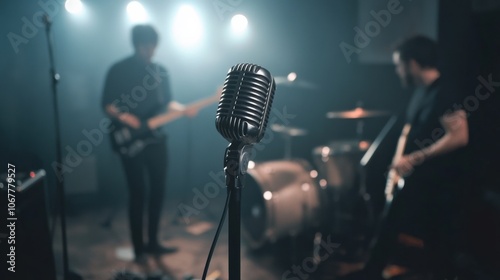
left=101, top=25, right=198, bottom=263
left=343, top=36, right=469, bottom=279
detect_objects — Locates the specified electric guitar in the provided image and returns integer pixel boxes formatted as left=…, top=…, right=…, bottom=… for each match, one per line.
left=384, top=124, right=412, bottom=202
left=113, top=88, right=221, bottom=157
left=382, top=123, right=427, bottom=251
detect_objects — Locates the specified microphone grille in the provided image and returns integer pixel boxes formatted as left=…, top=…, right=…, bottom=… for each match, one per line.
left=216, top=63, right=275, bottom=144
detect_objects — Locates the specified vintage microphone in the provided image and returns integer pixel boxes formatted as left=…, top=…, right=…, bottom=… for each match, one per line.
left=215, top=63, right=276, bottom=144
left=213, top=63, right=276, bottom=280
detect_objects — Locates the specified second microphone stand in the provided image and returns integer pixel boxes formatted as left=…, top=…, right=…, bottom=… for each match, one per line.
left=43, top=15, right=71, bottom=280
left=224, top=142, right=252, bottom=280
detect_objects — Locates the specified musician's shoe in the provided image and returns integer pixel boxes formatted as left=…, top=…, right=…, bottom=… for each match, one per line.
left=145, top=243, right=178, bottom=255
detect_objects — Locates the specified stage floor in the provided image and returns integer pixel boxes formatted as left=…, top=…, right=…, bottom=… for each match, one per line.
left=52, top=202, right=310, bottom=280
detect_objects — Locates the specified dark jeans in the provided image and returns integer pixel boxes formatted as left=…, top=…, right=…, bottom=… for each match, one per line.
left=366, top=174, right=459, bottom=278
left=120, top=140, right=168, bottom=256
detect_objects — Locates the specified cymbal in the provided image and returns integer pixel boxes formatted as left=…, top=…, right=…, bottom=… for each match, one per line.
left=274, top=76, right=319, bottom=90
left=271, top=124, right=308, bottom=136
left=326, top=107, right=390, bottom=119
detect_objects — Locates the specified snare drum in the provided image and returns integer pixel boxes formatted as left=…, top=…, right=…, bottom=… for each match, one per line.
left=241, top=160, right=322, bottom=249
left=312, top=140, right=371, bottom=234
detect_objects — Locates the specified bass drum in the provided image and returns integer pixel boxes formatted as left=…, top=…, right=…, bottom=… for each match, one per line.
left=242, top=160, right=323, bottom=249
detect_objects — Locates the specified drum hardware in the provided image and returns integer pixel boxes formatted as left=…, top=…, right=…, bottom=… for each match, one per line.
left=319, top=106, right=393, bottom=235
left=270, top=124, right=308, bottom=160
left=312, top=140, right=372, bottom=235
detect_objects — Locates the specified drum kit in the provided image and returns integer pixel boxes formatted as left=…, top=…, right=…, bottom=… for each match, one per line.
left=241, top=81, right=392, bottom=249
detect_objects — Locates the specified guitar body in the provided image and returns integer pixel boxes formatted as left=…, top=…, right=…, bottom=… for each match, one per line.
left=112, top=125, right=163, bottom=157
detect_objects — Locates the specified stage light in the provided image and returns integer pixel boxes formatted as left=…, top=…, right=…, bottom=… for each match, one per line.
left=173, top=5, right=203, bottom=47
left=231, top=14, right=248, bottom=33
left=65, top=0, right=83, bottom=14
left=127, top=1, right=148, bottom=23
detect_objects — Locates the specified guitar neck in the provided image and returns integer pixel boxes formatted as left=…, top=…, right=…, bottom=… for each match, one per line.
left=148, top=95, right=219, bottom=130
left=385, top=123, right=412, bottom=200
left=392, top=124, right=412, bottom=164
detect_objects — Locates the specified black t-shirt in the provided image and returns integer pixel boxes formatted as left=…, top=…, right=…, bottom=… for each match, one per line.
left=102, top=55, right=172, bottom=121
left=404, top=77, right=465, bottom=184
left=101, top=55, right=172, bottom=151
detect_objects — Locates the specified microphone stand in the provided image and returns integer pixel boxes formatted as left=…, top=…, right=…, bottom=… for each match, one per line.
left=43, top=15, right=72, bottom=280
left=224, top=142, right=252, bottom=280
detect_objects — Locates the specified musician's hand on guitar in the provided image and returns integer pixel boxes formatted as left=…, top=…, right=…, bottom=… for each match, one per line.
left=391, top=154, right=414, bottom=177
left=119, top=113, right=141, bottom=129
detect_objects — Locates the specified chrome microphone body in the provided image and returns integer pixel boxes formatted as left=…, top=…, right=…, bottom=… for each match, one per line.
left=215, top=63, right=276, bottom=144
